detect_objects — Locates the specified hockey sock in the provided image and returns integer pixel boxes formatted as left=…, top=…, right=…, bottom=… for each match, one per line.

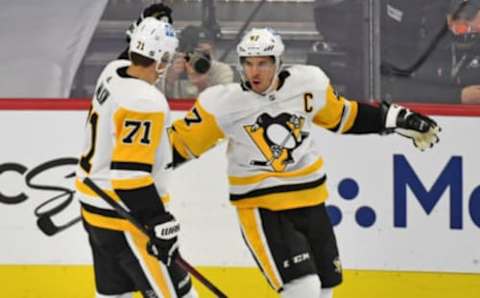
left=281, top=274, right=321, bottom=298
left=320, top=287, right=333, bottom=298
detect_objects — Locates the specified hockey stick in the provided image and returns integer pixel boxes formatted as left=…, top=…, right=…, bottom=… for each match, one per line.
left=37, top=214, right=81, bottom=236
left=35, top=191, right=82, bottom=236
left=83, top=177, right=228, bottom=298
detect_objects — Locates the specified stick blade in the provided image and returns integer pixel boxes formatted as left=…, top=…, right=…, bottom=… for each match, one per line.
left=36, top=216, right=59, bottom=236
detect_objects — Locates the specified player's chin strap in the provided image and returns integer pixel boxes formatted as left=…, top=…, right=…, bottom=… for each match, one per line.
left=154, top=51, right=176, bottom=85
left=154, top=69, right=165, bottom=85
left=259, top=75, right=280, bottom=97
left=260, top=58, right=283, bottom=96
left=154, top=61, right=170, bottom=85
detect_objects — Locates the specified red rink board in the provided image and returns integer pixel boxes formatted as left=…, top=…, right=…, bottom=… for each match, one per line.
left=1, top=98, right=480, bottom=116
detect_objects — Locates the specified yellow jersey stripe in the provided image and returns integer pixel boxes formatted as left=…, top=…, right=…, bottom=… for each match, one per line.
left=312, top=84, right=344, bottom=129
left=77, top=177, right=170, bottom=204
left=129, top=231, right=174, bottom=298
left=75, top=178, right=121, bottom=201
left=340, top=100, right=359, bottom=133
left=81, top=208, right=135, bottom=231
left=232, top=183, right=328, bottom=211
left=111, top=175, right=154, bottom=190
left=237, top=208, right=283, bottom=290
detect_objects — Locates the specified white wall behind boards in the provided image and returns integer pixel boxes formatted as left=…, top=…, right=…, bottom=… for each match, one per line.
left=0, top=109, right=479, bottom=274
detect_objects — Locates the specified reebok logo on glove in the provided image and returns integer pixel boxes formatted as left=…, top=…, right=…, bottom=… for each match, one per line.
left=154, top=219, right=180, bottom=240
left=146, top=212, right=180, bottom=265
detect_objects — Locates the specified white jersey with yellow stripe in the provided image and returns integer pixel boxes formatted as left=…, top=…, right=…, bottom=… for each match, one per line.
left=75, top=59, right=172, bottom=218
left=171, top=64, right=359, bottom=211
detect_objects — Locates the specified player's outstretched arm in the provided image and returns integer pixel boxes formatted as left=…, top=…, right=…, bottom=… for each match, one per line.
left=334, top=99, right=440, bottom=151
left=168, top=100, right=226, bottom=169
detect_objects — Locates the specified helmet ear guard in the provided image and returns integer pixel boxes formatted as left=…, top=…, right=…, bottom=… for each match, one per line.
left=155, top=52, right=173, bottom=73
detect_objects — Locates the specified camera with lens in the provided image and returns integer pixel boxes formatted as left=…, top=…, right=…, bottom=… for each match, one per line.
left=184, top=50, right=211, bottom=74
left=178, top=26, right=213, bottom=74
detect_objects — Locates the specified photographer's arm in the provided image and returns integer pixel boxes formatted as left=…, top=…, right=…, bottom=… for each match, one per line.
left=460, top=85, right=480, bottom=104
left=185, top=63, right=210, bottom=93
left=209, top=62, right=235, bottom=85
left=160, top=55, right=187, bottom=98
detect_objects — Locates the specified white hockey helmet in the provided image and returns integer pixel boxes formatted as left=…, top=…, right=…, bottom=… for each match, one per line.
left=236, top=27, right=285, bottom=62
left=236, top=28, right=285, bottom=95
left=129, top=17, right=178, bottom=64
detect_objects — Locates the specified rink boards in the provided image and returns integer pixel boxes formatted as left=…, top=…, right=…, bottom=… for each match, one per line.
left=0, top=100, right=479, bottom=297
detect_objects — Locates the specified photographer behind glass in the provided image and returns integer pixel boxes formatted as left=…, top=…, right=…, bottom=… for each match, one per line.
left=447, top=0, right=480, bottom=103
left=381, top=0, right=480, bottom=104
left=160, top=25, right=234, bottom=99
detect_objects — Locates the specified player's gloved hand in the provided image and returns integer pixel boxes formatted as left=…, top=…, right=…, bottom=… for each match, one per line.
left=126, top=3, right=173, bottom=41
left=381, top=101, right=441, bottom=151
left=146, top=212, right=180, bottom=266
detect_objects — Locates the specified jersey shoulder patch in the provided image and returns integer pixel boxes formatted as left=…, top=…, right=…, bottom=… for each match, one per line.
left=197, top=83, right=242, bottom=116
left=100, top=60, right=131, bottom=80
left=112, top=78, right=168, bottom=113
left=289, top=64, right=330, bottom=89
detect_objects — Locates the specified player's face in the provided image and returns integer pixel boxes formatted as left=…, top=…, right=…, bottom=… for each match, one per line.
left=242, top=56, right=276, bottom=94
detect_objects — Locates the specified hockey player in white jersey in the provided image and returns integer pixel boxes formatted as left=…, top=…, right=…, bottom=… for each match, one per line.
left=75, top=17, right=198, bottom=298
left=169, top=28, right=440, bottom=298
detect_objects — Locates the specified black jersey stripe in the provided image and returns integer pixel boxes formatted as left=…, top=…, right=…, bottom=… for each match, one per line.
left=230, top=175, right=327, bottom=201
left=81, top=202, right=123, bottom=218
left=346, top=102, right=383, bottom=134
left=170, top=145, right=189, bottom=168
left=328, top=105, right=345, bottom=133
left=110, top=161, right=152, bottom=173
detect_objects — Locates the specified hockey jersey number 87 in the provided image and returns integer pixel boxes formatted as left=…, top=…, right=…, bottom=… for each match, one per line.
left=170, top=65, right=359, bottom=211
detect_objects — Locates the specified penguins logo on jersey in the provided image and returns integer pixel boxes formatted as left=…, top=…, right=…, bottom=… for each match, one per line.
left=244, top=113, right=309, bottom=172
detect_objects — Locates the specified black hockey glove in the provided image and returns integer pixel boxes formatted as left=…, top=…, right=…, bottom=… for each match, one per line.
left=381, top=101, right=441, bottom=151
left=126, top=3, right=173, bottom=41
left=146, top=212, right=180, bottom=266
